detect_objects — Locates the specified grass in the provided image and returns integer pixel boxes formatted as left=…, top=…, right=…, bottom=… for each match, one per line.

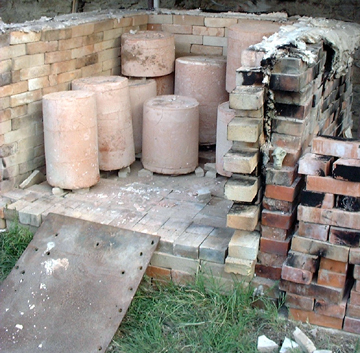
left=109, top=275, right=360, bottom=353
left=109, top=276, right=285, bottom=353
left=0, top=222, right=33, bottom=282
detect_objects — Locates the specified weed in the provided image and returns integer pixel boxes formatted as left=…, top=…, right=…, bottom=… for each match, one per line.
left=0, top=222, right=33, bottom=282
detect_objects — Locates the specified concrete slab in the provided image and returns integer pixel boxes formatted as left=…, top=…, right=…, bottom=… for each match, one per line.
left=0, top=213, right=159, bottom=353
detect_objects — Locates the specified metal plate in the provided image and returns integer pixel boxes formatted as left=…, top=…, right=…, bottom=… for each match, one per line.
left=0, top=213, right=159, bottom=353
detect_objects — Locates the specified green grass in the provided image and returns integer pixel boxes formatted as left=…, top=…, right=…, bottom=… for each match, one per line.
left=109, top=276, right=283, bottom=353
left=0, top=222, right=33, bottom=282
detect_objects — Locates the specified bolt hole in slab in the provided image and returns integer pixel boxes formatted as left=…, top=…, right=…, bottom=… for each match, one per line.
left=46, top=251, right=51, bottom=256
left=34, top=247, right=38, bottom=251
left=54, top=233, right=59, bottom=237
left=129, top=287, right=133, bottom=291
left=139, top=266, right=143, bottom=270
left=96, top=242, right=100, bottom=247
left=98, top=346, right=102, bottom=351
left=140, top=252, right=143, bottom=256
left=121, top=270, right=125, bottom=275
left=119, top=308, right=123, bottom=313
left=151, top=240, right=154, bottom=245
left=15, top=265, right=19, bottom=269
left=20, top=270, right=25, bottom=275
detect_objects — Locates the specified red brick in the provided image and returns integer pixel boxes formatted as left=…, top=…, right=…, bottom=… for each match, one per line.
left=306, top=175, right=360, bottom=198
left=346, top=302, right=360, bottom=319
left=291, top=234, right=349, bottom=262
left=171, top=269, right=195, bottom=285
left=298, top=221, right=329, bottom=241
left=343, top=316, right=360, bottom=334
left=300, top=190, right=334, bottom=209
left=298, top=205, right=360, bottom=230
left=257, top=251, right=287, bottom=267
left=270, top=67, right=314, bottom=92
left=262, top=196, right=297, bottom=213
left=319, top=257, right=348, bottom=274
left=289, top=308, right=344, bottom=329
left=282, top=263, right=313, bottom=285
left=146, top=265, right=171, bottom=281
left=261, top=224, right=293, bottom=241
left=265, top=176, right=303, bottom=202
left=356, top=280, right=360, bottom=292
left=312, top=136, right=360, bottom=159
left=350, top=248, right=360, bottom=265
left=350, top=287, right=360, bottom=306
left=255, top=263, right=282, bottom=280
left=260, top=237, right=291, bottom=256
left=333, top=158, right=360, bottom=182
left=261, top=208, right=296, bottom=230
left=329, top=226, right=360, bottom=247
left=314, top=297, right=347, bottom=319
left=265, top=163, right=298, bottom=187
left=317, top=269, right=347, bottom=288
left=286, top=251, right=319, bottom=272
left=354, top=264, right=360, bottom=280
left=275, top=97, right=312, bottom=120
left=269, top=147, right=303, bottom=168
left=285, top=293, right=314, bottom=311
left=280, top=279, right=347, bottom=303
left=271, top=133, right=303, bottom=150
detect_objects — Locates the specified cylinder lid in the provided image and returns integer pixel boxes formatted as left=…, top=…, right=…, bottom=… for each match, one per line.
left=145, top=95, right=199, bottom=110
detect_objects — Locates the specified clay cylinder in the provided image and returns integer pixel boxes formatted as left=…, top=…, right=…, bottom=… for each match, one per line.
left=174, top=56, right=228, bottom=145
left=121, top=31, right=175, bottom=77
left=43, top=91, right=100, bottom=189
left=226, top=20, right=281, bottom=92
left=142, top=95, right=199, bottom=175
left=153, top=73, right=174, bottom=96
left=128, top=78, right=157, bottom=154
left=216, top=102, right=235, bottom=177
left=72, top=76, right=135, bottom=171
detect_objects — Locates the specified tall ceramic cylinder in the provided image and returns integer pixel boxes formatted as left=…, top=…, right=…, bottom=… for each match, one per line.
left=72, top=76, right=135, bottom=171
left=174, top=56, right=228, bottom=145
left=142, top=95, right=199, bottom=175
left=128, top=78, right=157, bottom=154
left=43, top=91, right=100, bottom=189
left=216, top=101, right=236, bottom=177
left=121, top=31, right=175, bottom=77
left=153, top=73, right=174, bottom=96
left=226, top=20, right=281, bottom=92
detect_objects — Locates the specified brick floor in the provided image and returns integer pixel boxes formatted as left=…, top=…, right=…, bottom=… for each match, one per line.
left=1, top=160, right=233, bottom=272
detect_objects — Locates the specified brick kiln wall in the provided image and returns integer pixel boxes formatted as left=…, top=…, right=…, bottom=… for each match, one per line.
left=0, top=10, right=287, bottom=193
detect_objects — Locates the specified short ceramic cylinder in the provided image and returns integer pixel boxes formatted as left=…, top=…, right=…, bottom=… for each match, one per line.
left=121, top=31, right=175, bottom=77
left=153, top=73, right=174, bottom=96
left=226, top=20, right=281, bottom=92
left=174, top=56, right=228, bottom=145
left=128, top=78, right=157, bottom=154
left=72, top=76, right=135, bottom=171
left=142, top=95, right=199, bottom=175
left=43, top=90, right=100, bottom=189
left=216, top=101, right=236, bottom=177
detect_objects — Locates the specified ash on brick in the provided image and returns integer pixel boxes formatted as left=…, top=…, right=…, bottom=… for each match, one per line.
left=336, top=195, right=360, bottom=212
left=300, top=190, right=325, bottom=207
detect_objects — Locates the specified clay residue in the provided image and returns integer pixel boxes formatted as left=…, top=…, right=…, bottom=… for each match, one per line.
left=252, top=17, right=360, bottom=78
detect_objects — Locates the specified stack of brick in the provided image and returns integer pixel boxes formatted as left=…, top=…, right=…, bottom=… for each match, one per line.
left=257, top=43, right=327, bottom=284
left=279, top=135, right=360, bottom=330
left=221, top=63, right=265, bottom=282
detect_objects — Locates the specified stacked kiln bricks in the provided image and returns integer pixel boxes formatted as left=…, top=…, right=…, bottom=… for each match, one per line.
left=259, top=43, right=327, bottom=284
left=280, top=136, right=360, bottom=332
left=221, top=58, right=265, bottom=284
